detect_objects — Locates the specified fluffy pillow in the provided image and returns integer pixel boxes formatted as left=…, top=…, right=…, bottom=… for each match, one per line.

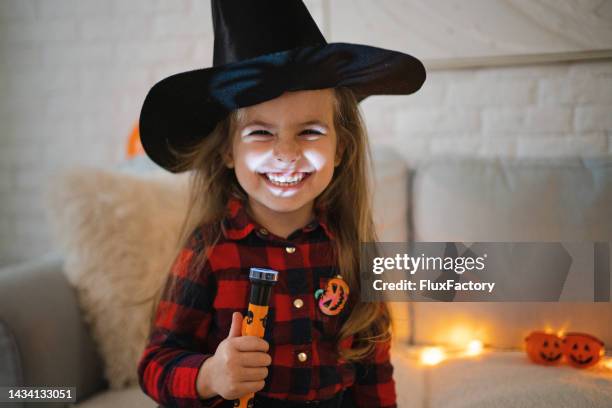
left=45, top=165, right=190, bottom=388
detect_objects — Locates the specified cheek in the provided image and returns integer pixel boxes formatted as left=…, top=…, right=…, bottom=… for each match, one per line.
left=233, top=145, right=271, bottom=180
left=240, top=150, right=269, bottom=171
left=303, top=141, right=336, bottom=169
left=304, top=150, right=334, bottom=188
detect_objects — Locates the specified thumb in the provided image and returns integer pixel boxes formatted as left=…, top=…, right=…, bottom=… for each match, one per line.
left=227, top=311, right=243, bottom=339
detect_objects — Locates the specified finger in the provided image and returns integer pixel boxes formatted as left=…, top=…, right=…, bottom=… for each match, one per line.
left=237, top=367, right=269, bottom=382
left=236, top=380, right=266, bottom=396
left=232, top=336, right=269, bottom=352
left=240, top=351, right=272, bottom=367
left=226, top=312, right=243, bottom=339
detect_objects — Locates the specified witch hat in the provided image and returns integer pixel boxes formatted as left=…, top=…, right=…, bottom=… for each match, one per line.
left=139, top=0, right=426, bottom=173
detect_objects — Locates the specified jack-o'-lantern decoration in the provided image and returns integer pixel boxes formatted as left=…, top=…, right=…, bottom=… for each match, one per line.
left=241, top=305, right=268, bottom=338
left=315, top=276, right=349, bottom=316
left=562, top=332, right=604, bottom=369
left=524, top=331, right=563, bottom=365
left=126, top=123, right=145, bottom=159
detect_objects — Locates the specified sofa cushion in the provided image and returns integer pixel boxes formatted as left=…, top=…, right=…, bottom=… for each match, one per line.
left=413, top=156, right=612, bottom=241
left=410, top=156, right=612, bottom=349
left=425, top=349, right=612, bottom=408
left=393, top=343, right=612, bottom=408
left=0, top=254, right=107, bottom=401
left=0, top=319, right=22, bottom=389
left=45, top=166, right=191, bottom=389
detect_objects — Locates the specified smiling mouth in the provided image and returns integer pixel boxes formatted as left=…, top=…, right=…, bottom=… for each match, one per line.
left=539, top=352, right=562, bottom=362
left=259, top=172, right=312, bottom=187
left=570, top=354, right=593, bottom=365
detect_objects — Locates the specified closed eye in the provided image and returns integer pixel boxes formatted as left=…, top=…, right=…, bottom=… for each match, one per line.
left=249, top=130, right=272, bottom=136
left=300, top=129, right=325, bottom=140
left=245, top=129, right=325, bottom=140
left=301, top=129, right=323, bottom=134
left=244, top=130, right=274, bottom=141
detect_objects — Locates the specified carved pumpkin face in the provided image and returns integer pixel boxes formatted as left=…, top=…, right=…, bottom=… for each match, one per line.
left=241, top=305, right=268, bottom=338
left=315, top=277, right=349, bottom=316
left=524, top=331, right=563, bottom=365
left=562, top=332, right=604, bottom=369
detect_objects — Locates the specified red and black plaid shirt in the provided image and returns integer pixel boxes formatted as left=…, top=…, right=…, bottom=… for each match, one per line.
left=137, top=197, right=397, bottom=407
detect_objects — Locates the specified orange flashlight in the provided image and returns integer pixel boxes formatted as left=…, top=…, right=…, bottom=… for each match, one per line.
left=234, top=267, right=278, bottom=408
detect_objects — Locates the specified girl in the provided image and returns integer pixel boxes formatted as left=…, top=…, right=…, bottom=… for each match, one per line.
left=137, top=1, right=425, bottom=407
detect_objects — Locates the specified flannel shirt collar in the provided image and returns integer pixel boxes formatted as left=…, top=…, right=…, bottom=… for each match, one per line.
left=222, top=197, right=334, bottom=241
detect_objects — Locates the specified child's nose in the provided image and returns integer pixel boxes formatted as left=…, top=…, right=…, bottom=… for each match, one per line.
left=273, top=138, right=301, bottom=163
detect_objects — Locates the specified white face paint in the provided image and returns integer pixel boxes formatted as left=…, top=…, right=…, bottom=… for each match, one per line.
left=226, top=88, right=339, bottom=214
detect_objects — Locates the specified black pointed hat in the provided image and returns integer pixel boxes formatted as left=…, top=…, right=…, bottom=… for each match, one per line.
left=139, top=0, right=426, bottom=172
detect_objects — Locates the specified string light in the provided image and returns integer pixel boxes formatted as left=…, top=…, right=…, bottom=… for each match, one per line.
left=407, top=327, right=610, bottom=372
left=464, top=339, right=484, bottom=356
left=420, top=347, right=446, bottom=366
left=415, top=338, right=486, bottom=366
left=544, top=323, right=569, bottom=338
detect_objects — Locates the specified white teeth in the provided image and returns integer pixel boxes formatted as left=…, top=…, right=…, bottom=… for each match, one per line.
left=263, top=172, right=307, bottom=186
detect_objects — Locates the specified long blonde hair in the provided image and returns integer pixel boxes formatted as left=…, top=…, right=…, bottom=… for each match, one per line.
left=149, top=87, right=392, bottom=363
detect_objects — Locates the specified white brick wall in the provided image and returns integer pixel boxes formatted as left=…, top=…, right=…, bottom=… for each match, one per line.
left=0, top=0, right=611, bottom=266
left=361, top=59, right=612, bottom=164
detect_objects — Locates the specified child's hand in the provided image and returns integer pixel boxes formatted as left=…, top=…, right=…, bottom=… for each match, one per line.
left=196, top=311, right=271, bottom=400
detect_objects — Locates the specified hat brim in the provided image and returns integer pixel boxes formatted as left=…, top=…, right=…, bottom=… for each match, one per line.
left=139, top=42, right=426, bottom=172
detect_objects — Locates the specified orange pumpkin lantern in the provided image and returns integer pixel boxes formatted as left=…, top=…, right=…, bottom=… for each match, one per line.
left=315, top=276, right=349, bottom=316
left=524, top=331, right=563, bottom=365
left=562, top=332, right=604, bottom=369
left=126, top=123, right=145, bottom=158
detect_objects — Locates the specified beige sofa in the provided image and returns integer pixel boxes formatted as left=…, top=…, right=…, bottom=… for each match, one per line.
left=0, top=148, right=611, bottom=407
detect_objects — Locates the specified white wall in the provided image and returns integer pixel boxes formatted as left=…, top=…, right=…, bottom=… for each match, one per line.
left=361, top=61, right=612, bottom=164
left=1, top=0, right=611, bottom=265
left=330, top=0, right=612, bottom=59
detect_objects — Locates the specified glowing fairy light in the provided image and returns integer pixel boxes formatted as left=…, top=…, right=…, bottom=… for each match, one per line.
left=465, top=339, right=484, bottom=356
left=421, top=347, right=446, bottom=366
left=543, top=323, right=568, bottom=338
left=448, top=326, right=473, bottom=348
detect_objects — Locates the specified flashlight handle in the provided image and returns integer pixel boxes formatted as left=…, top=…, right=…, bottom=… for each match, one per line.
left=234, top=303, right=270, bottom=408
left=234, top=268, right=277, bottom=408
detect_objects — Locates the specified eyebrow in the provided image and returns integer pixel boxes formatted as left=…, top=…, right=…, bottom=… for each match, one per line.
left=241, top=119, right=329, bottom=129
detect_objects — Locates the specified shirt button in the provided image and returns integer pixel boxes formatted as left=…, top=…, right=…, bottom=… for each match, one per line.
left=293, top=298, right=304, bottom=308
left=259, top=228, right=268, bottom=235
left=285, top=246, right=296, bottom=254
left=297, top=352, right=308, bottom=362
